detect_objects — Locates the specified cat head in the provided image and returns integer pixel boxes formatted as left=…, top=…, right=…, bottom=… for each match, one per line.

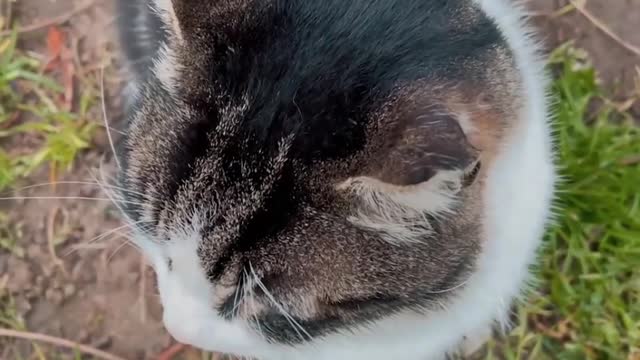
left=117, top=0, right=513, bottom=357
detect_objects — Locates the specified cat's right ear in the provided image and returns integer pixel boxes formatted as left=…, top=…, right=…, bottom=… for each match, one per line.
left=151, top=0, right=184, bottom=43
left=153, top=0, right=222, bottom=44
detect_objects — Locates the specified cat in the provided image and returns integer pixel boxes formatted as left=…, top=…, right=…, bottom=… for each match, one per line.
left=114, top=0, right=556, bottom=359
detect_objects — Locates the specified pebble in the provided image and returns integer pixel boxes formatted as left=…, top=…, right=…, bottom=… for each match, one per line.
left=63, top=283, right=76, bottom=298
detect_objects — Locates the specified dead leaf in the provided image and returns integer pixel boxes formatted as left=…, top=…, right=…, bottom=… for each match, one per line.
left=44, top=26, right=64, bottom=70
left=611, top=98, right=636, bottom=113
left=47, top=206, right=68, bottom=276
left=155, top=343, right=188, bottom=360
left=43, top=26, right=76, bottom=111
left=533, top=317, right=575, bottom=341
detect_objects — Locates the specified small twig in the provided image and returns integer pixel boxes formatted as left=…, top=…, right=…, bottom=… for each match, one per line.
left=70, top=34, right=86, bottom=77
left=106, top=239, right=130, bottom=263
left=635, top=66, right=640, bottom=98
left=569, top=0, right=640, bottom=57
left=101, top=66, right=122, bottom=170
left=552, top=3, right=579, bottom=18
left=0, top=328, right=127, bottom=360
left=67, top=242, right=110, bottom=252
left=47, top=206, right=68, bottom=275
left=155, top=343, right=188, bottom=360
left=0, top=0, right=96, bottom=36
left=528, top=3, right=577, bottom=18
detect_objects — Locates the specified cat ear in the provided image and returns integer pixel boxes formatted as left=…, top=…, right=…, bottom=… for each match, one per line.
left=375, top=109, right=480, bottom=188
left=337, top=107, right=482, bottom=243
left=152, top=0, right=184, bottom=43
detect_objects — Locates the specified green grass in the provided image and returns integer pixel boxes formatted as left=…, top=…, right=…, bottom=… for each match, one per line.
left=483, top=45, right=640, bottom=360
left=0, top=28, right=96, bottom=191
left=0, top=211, right=24, bottom=258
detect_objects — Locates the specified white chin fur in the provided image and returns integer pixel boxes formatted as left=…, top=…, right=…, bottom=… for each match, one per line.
left=143, top=0, right=555, bottom=358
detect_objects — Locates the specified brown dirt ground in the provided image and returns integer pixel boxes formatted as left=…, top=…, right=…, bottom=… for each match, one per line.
left=1, top=0, right=638, bottom=359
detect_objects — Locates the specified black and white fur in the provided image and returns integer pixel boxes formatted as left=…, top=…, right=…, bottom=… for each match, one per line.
left=115, top=0, right=555, bottom=359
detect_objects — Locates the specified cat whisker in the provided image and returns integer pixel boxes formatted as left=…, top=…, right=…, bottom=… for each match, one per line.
left=425, top=279, right=470, bottom=295
left=101, top=66, right=122, bottom=170
left=94, top=180, right=155, bottom=200
left=247, top=271, right=266, bottom=341
left=64, top=221, right=148, bottom=257
left=241, top=269, right=252, bottom=326
left=65, top=232, right=120, bottom=257
left=99, top=123, right=126, bottom=136
left=229, top=275, right=243, bottom=318
left=248, top=263, right=313, bottom=342
left=67, top=229, right=142, bottom=262
left=67, top=242, right=111, bottom=252
left=107, top=237, right=137, bottom=264
left=0, top=196, right=145, bottom=205
left=8, top=180, right=150, bottom=199
left=117, top=220, right=155, bottom=242
left=125, top=53, right=155, bottom=66
left=91, top=166, right=139, bottom=227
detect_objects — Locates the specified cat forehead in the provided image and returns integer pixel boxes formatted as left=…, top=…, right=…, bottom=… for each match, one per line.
left=144, top=0, right=507, bottom=129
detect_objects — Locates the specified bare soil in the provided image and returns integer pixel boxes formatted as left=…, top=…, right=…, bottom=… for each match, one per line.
left=1, top=0, right=638, bottom=359
left=528, top=0, right=640, bottom=114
